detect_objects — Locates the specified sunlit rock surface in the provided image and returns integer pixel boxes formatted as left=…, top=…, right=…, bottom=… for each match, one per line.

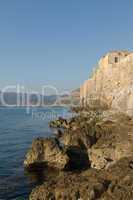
left=80, top=51, right=133, bottom=115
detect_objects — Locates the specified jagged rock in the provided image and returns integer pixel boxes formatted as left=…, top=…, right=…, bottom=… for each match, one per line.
left=26, top=108, right=133, bottom=200
left=49, top=117, right=69, bottom=129
left=60, top=129, right=92, bottom=149
left=24, top=137, right=91, bottom=171
left=101, top=157, right=133, bottom=200
left=59, top=112, right=102, bottom=149
left=29, top=157, right=133, bottom=200
left=29, top=169, right=110, bottom=200
left=24, top=138, right=69, bottom=170
left=89, top=116, right=133, bottom=169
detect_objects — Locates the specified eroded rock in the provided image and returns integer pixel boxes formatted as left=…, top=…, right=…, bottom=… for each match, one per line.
left=29, top=169, right=110, bottom=200
left=49, top=117, right=69, bottom=129
left=29, top=157, right=133, bottom=200
left=89, top=117, right=133, bottom=169
left=59, top=112, right=102, bottom=149
left=24, top=137, right=69, bottom=170
left=24, top=137, right=90, bottom=171
left=101, top=157, right=133, bottom=200
left=26, top=109, right=133, bottom=200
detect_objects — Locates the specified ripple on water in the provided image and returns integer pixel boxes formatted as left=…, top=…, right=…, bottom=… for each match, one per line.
left=0, top=107, right=69, bottom=199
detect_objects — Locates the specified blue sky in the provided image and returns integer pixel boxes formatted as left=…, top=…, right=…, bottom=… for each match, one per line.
left=0, top=0, right=133, bottom=92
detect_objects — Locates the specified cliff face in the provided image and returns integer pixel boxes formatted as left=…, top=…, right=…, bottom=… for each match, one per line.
left=80, top=50, right=133, bottom=115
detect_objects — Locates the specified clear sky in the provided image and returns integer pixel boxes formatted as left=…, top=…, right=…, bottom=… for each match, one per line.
left=0, top=0, right=133, bottom=93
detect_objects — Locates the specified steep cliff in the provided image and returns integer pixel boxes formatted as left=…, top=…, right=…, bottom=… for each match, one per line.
left=80, top=50, right=133, bottom=115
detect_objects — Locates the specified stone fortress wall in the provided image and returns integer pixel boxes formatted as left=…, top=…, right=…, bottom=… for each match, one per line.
left=80, top=50, right=133, bottom=115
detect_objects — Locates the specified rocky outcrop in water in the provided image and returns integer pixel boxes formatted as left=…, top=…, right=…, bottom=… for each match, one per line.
left=24, top=138, right=69, bottom=170
left=25, top=108, right=133, bottom=200
left=24, top=136, right=90, bottom=171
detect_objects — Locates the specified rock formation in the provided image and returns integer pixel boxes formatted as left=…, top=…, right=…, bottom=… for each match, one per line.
left=24, top=50, right=133, bottom=199
left=24, top=135, right=90, bottom=171
left=25, top=109, right=133, bottom=200
left=89, top=112, right=133, bottom=169
left=24, top=138, right=69, bottom=170
left=29, top=157, right=133, bottom=200
left=80, top=50, right=133, bottom=115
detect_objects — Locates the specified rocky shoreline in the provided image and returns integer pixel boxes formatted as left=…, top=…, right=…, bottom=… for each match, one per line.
left=24, top=107, right=133, bottom=200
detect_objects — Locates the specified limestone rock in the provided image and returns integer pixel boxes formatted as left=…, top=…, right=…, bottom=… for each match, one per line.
left=29, top=169, right=109, bottom=200
left=101, top=157, right=133, bottom=200
left=89, top=116, right=133, bottom=169
left=24, top=136, right=90, bottom=171
left=80, top=50, right=133, bottom=116
left=60, top=129, right=92, bottom=149
left=59, top=112, right=102, bottom=149
left=29, top=157, right=133, bottom=200
left=24, top=137, right=69, bottom=170
left=49, top=117, right=69, bottom=129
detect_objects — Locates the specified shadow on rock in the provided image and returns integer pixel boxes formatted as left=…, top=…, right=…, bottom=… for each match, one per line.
left=65, top=145, right=90, bottom=171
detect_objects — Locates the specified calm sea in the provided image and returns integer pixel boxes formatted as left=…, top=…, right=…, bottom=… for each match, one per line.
left=0, top=107, right=71, bottom=200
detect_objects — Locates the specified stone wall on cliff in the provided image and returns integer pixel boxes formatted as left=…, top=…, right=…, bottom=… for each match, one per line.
left=80, top=50, right=133, bottom=115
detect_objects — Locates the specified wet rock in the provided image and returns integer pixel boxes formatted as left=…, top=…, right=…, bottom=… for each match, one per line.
left=24, top=137, right=69, bottom=170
